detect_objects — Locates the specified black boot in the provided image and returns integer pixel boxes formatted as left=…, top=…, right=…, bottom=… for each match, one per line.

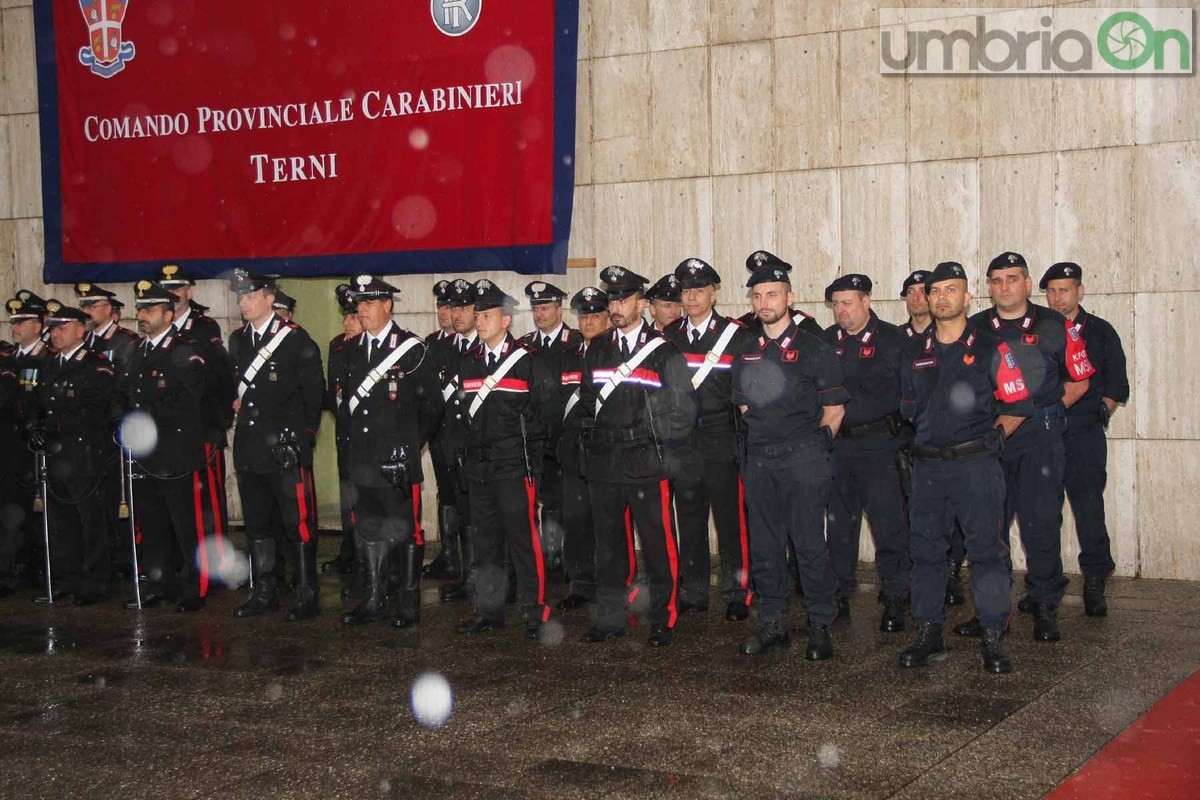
left=541, top=508, right=565, bottom=579
left=393, top=540, right=423, bottom=629
left=953, top=616, right=983, bottom=637
left=439, top=525, right=474, bottom=603
left=945, top=560, right=965, bottom=606
left=898, top=623, right=946, bottom=668
left=234, top=539, right=279, bottom=617
left=1031, top=602, right=1061, bottom=642
left=880, top=595, right=907, bottom=633
left=284, top=541, right=320, bottom=621
left=422, top=504, right=461, bottom=580
left=981, top=627, right=1013, bottom=674
left=739, top=619, right=791, bottom=656
left=805, top=621, right=833, bottom=661
left=1083, top=575, right=1108, bottom=617
left=340, top=540, right=389, bottom=625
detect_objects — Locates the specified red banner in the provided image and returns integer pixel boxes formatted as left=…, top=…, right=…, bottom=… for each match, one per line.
left=35, top=1, right=579, bottom=281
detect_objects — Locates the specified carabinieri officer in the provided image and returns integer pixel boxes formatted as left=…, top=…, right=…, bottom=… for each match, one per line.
left=733, top=260, right=848, bottom=659
left=897, top=261, right=1035, bottom=674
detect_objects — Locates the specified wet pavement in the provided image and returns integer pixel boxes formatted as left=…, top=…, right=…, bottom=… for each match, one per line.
left=1, top=534, right=1198, bottom=800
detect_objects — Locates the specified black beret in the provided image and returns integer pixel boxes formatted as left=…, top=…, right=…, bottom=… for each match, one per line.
left=745, top=250, right=793, bottom=273
left=824, top=273, right=873, bottom=302
left=525, top=281, right=568, bottom=305
left=74, top=282, right=122, bottom=307
left=157, top=264, right=196, bottom=287
left=473, top=279, right=516, bottom=312
left=599, top=265, right=649, bottom=300
left=901, top=270, right=930, bottom=297
left=133, top=280, right=177, bottom=308
left=674, top=258, right=721, bottom=289
left=570, top=286, right=609, bottom=315
left=351, top=274, right=399, bottom=301
left=987, top=251, right=1028, bottom=275
left=44, top=299, right=89, bottom=326
left=446, top=278, right=476, bottom=308
left=924, top=261, right=969, bottom=290
left=1039, top=262, right=1083, bottom=289
left=645, top=274, right=682, bottom=303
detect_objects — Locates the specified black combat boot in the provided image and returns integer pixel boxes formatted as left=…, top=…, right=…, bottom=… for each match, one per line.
left=1083, top=575, right=1108, bottom=617
left=439, top=525, right=474, bottom=603
left=541, top=508, right=565, bottom=579
left=944, top=559, right=965, bottom=606
left=981, top=627, right=1013, bottom=674
left=805, top=621, right=833, bottom=661
left=739, top=619, right=791, bottom=656
left=953, top=616, right=983, bottom=637
left=340, top=539, right=389, bottom=625
left=1031, top=602, right=1061, bottom=642
left=422, top=504, right=461, bottom=580
left=393, top=539, right=424, bottom=629
left=880, top=595, right=908, bottom=633
left=898, top=623, right=946, bottom=668
left=284, top=540, right=320, bottom=621
left=233, top=538, right=280, bottom=618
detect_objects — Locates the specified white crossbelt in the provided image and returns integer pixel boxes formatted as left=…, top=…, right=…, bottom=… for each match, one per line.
left=237, top=326, right=292, bottom=400
left=347, top=338, right=422, bottom=414
left=467, top=347, right=529, bottom=418
left=595, top=336, right=667, bottom=416
left=690, top=323, right=740, bottom=389
left=562, top=388, right=581, bottom=421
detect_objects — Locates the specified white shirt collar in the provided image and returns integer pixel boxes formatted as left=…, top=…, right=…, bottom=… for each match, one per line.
left=483, top=339, right=506, bottom=361
left=455, top=331, right=477, bottom=348
left=620, top=322, right=645, bottom=354
left=250, top=316, right=275, bottom=338
left=537, top=323, right=563, bottom=344
left=173, top=307, right=192, bottom=329
left=92, top=319, right=114, bottom=339
left=58, top=343, right=84, bottom=362
left=18, top=342, right=37, bottom=357
left=146, top=328, right=172, bottom=349
left=687, top=312, right=713, bottom=339
left=369, top=321, right=394, bottom=346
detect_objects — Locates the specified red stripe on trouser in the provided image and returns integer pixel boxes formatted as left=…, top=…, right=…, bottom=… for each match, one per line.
left=192, top=471, right=209, bottom=597
left=624, top=505, right=638, bottom=604
left=204, top=444, right=227, bottom=560
left=525, top=477, right=549, bottom=620
left=295, top=467, right=312, bottom=543
left=411, top=483, right=424, bottom=546
left=737, top=475, right=753, bottom=605
left=659, top=479, right=679, bottom=628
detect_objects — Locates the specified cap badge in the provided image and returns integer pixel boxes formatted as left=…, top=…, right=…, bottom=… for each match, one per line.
left=686, top=259, right=704, bottom=273
left=476, top=279, right=493, bottom=294
left=1063, top=266, right=1073, bottom=276
left=162, top=265, right=179, bottom=278
left=453, top=279, right=471, bottom=291
left=581, top=287, right=598, bottom=300
left=609, top=266, right=626, bottom=279
left=752, top=252, right=768, bottom=266
left=1007, top=253, right=1018, bottom=264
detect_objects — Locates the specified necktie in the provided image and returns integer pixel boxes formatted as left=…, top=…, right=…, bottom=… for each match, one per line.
left=487, top=352, right=497, bottom=370
left=691, top=329, right=701, bottom=345
left=252, top=331, right=262, bottom=349
left=460, top=338, right=468, bottom=354
left=620, top=337, right=631, bottom=360
left=543, top=335, right=551, bottom=349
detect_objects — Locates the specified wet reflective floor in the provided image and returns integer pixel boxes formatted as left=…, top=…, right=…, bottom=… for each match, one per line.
left=1, top=535, right=1198, bottom=800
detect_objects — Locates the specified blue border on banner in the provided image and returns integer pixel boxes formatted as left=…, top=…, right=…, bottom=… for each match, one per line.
left=34, top=1, right=579, bottom=284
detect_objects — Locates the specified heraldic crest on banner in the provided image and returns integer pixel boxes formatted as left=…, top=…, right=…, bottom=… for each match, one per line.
left=77, top=0, right=136, bottom=78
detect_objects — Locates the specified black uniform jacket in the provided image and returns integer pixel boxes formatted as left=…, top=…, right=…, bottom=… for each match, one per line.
left=176, top=308, right=236, bottom=447
left=900, top=321, right=1037, bottom=449
left=39, top=346, right=118, bottom=484
left=229, top=315, right=324, bottom=474
left=519, top=324, right=585, bottom=442
left=578, top=322, right=697, bottom=484
left=737, top=308, right=824, bottom=339
left=121, top=331, right=207, bottom=476
left=821, top=312, right=906, bottom=428
left=86, top=321, right=140, bottom=374
left=448, top=334, right=556, bottom=482
left=0, top=346, right=22, bottom=475
left=337, top=324, right=443, bottom=489
left=664, top=311, right=754, bottom=464
left=1066, top=306, right=1129, bottom=423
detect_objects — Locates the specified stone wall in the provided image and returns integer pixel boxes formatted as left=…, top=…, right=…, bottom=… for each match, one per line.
left=3, top=1, right=1199, bottom=579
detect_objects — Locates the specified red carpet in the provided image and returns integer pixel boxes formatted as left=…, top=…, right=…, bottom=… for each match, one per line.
left=1047, top=669, right=1200, bottom=799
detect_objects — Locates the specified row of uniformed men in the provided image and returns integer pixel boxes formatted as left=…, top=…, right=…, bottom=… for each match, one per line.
left=1, top=249, right=1127, bottom=672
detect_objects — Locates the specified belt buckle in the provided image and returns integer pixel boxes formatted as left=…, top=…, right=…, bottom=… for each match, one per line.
left=617, top=363, right=633, bottom=377
left=705, top=352, right=720, bottom=364
left=483, top=375, right=497, bottom=390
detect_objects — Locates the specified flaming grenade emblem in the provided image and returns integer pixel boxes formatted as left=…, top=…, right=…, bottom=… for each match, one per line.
left=77, top=0, right=136, bottom=78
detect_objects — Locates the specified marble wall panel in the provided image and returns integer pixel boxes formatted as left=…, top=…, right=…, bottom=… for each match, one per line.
left=774, top=33, right=840, bottom=171
left=711, top=42, right=774, bottom=175
left=775, top=168, right=841, bottom=304
left=1052, top=147, right=1133, bottom=295
left=1133, top=141, right=1200, bottom=292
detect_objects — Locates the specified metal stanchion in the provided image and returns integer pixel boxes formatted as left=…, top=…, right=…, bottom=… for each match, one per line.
left=124, top=447, right=142, bottom=609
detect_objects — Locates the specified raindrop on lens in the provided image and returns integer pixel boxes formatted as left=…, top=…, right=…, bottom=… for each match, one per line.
left=119, top=411, right=158, bottom=457
left=410, top=672, right=454, bottom=729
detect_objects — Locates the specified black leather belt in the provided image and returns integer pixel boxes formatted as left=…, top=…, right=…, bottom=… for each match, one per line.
left=695, top=411, right=735, bottom=428
left=911, top=435, right=995, bottom=461
left=588, top=428, right=651, bottom=444
left=840, top=416, right=895, bottom=439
